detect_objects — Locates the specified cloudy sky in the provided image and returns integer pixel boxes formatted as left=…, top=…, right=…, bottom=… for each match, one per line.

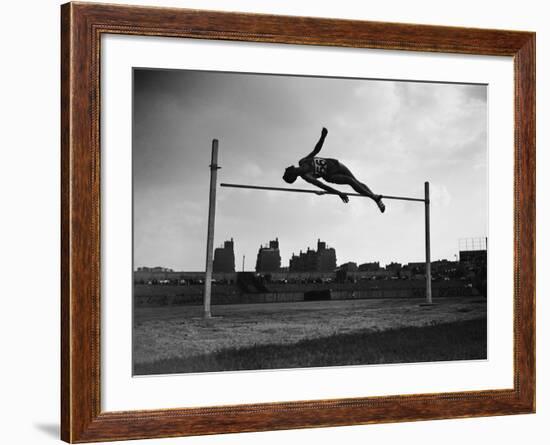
left=133, top=69, right=487, bottom=271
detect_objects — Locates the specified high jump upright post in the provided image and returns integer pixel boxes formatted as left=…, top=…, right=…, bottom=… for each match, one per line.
left=424, top=181, right=432, bottom=304
left=203, top=139, right=220, bottom=318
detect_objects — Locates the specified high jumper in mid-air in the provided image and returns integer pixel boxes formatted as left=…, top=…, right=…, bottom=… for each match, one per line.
left=282, top=127, right=385, bottom=212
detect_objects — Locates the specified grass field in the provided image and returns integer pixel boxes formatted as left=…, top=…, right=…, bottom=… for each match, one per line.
left=134, top=318, right=486, bottom=374
left=133, top=297, right=487, bottom=375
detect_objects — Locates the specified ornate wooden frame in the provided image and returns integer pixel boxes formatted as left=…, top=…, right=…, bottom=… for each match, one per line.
left=61, top=2, right=536, bottom=442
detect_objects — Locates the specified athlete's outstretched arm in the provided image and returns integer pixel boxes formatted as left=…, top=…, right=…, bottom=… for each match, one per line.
left=302, top=173, right=349, bottom=203
left=301, top=127, right=328, bottom=161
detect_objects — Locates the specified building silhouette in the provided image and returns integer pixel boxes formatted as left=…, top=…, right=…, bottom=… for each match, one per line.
left=338, top=262, right=358, bottom=272
left=289, top=239, right=336, bottom=272
left=358, top=262, right=380, bottom=272
left=255, top=238, right=282, bottom=273
left=385, top=262, right=402, bottom=277
left=136, top=266, right=174, bottom=273
left=459, top=250, right=487, bottom=267
left=213, top=238, right=235, bottom=273
left=459, top=238, right=487, bottom=297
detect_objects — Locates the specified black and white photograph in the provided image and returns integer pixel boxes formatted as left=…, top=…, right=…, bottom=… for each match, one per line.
left=132, top=68, right=488, bottom=376
left=2, top=0, right=545, bottom=443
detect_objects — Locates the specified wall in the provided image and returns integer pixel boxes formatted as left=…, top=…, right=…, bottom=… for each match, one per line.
left=0, top=1, right=546, bottom=445
left=133, top=281, right=478, bottom=306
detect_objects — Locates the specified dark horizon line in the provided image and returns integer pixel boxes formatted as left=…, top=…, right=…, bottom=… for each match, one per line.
left=134, top=255, right=481, bottom=273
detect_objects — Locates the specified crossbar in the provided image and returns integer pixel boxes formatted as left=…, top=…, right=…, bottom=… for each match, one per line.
left=220, top=182, right=426, bottom=202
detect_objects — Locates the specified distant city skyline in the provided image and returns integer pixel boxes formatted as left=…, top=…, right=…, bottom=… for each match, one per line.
left=133, top=69, right=487, bottom=270
left=136, top=235, right=486, bottom=273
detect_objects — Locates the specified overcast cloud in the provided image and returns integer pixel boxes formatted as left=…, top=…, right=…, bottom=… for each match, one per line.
left=133, top=69, right=487, bottom=271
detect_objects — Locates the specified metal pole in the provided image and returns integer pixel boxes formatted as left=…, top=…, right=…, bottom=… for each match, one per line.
left=425, top=181, right=432, bottom=304
left=203, top=139, right=220, bottom=318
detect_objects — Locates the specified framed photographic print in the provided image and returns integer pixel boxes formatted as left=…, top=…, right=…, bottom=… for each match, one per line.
left=61, top=2, right=535, bottom=442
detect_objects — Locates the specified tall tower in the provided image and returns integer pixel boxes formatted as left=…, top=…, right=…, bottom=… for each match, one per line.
left=255, top=238, right=282, bottom=273
left=213, top=238, right=235, bottom=272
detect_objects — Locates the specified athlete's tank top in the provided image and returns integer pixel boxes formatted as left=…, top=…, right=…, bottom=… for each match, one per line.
left=310, top=157, right=328, bottom=178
